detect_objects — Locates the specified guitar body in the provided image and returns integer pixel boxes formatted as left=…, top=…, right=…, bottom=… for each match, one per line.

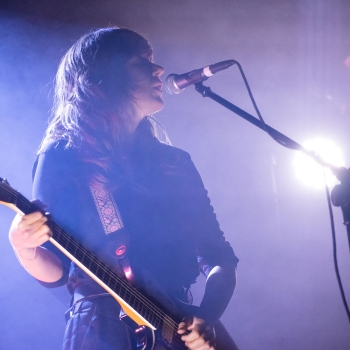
left=119, top=295, right=197, bottom=350
left=0, top=177, right=238, bottom=350
left=121, top=302, right=238, bottom=350
left=128, top=319, right=238, bottom=350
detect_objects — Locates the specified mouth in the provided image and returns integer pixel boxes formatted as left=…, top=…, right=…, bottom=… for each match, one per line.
left=153, top=82, right=163, bottom=92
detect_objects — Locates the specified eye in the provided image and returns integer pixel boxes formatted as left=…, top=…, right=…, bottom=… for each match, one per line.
left=136, top=55, right=154, bottom=69
left=139, top=47, right=154, bottom=62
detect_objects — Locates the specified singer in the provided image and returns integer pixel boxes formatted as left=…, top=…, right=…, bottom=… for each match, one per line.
left=8, top=27, right=239, bottom=350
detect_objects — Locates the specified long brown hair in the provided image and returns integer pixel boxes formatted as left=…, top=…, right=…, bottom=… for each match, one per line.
left=39, top=27, right=155, bottom=185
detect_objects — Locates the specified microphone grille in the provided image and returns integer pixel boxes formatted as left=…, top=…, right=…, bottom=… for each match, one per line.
left=165, top=74, right=184, bottom=95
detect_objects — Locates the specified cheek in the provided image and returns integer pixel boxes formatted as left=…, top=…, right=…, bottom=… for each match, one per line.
left=131, top=79, right=153, bottom=101
left=128, top=66, right=153, bottom=93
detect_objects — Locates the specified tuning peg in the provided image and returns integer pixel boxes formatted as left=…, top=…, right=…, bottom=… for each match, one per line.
left=0, top=177, right=9, bottom=185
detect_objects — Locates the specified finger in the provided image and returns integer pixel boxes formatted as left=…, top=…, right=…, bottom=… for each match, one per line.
left=186, top=317, right=206, bottom=335
left=184, top=324, right=215, bottom=348
left=184, top=338, right=211, bottom=350
left=187, top=318, right=205, bottom=332
left=20, top=217, right=49, bottom=236
left=22, top=211, right=46, bottom=223
left=12, top=222, right=51, bottom=250
left=178, top=316, right=194, bottom=334
left=36, top=225, right=52, bottom=243
left=25, top=224, right=51, bottom=245
left=182, top=335, right=205, bottom=347
left=181, top=328, right=200, bottom=342
left=178, top=323, right=187, bottom=334
left=17, top=215, right=48, bottom=235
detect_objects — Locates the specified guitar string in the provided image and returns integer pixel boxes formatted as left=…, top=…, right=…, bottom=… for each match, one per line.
left=5, top=187, right=188, bottom=347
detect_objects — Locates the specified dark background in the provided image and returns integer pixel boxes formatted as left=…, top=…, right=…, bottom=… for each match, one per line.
left=0, top=0, right=350, bottom=349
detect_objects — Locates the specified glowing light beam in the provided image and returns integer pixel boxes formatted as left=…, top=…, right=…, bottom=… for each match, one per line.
left=293, top=138, right=345, bottom=189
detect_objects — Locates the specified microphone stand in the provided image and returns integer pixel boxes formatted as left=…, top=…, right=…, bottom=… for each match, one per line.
left=331, top=169, right=350, bottom=253
left=194, top=82, right=350, bottom=253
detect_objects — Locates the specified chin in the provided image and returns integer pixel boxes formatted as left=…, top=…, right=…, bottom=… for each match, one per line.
left=149, top=98, right=164, bottom=115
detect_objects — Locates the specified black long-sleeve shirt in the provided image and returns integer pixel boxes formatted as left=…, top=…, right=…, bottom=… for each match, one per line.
left=32, top=134, right=238, bottom=299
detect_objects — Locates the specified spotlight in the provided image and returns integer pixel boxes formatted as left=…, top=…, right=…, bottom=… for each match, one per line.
left=293, top=138, right=345, bottom=189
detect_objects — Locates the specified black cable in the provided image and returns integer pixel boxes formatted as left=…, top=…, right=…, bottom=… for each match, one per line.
left=234, top=61, right=290, bottom=149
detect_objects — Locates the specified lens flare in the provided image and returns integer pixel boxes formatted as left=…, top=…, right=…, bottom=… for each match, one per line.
left=293, top=138, right=344, bottom=189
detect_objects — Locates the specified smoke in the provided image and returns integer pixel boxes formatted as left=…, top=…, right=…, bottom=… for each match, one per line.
left=0, top=1, right=349, bottom=349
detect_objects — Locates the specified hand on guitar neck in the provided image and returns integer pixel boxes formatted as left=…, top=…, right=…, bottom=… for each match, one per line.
left=9, top=211, right=63, bottom=282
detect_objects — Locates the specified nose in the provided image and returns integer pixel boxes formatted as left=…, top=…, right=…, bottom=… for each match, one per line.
left=153, top=63, right=164, bottom=77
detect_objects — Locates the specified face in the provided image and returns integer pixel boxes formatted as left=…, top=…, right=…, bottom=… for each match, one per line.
left=125, top=48, right=164, bottom=131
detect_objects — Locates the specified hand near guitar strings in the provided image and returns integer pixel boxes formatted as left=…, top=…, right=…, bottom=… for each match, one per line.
left=178, top=316, right=216, bottom=350
left=9, top=210, right=63, bottom=282
left=9, top=211, right=51, bottom=254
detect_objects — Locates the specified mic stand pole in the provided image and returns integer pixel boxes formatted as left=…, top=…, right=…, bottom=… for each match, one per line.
left=194, top=82, right=350, bottom=253
left=194, top=83, right=303, bottom=151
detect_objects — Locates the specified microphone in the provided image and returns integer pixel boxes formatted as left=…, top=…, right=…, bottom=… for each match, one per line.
left=165, top=59, right=236, bottom=95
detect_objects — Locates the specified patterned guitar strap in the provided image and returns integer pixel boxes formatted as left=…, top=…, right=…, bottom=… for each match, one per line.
left=90, top=186, right=135, bottom=283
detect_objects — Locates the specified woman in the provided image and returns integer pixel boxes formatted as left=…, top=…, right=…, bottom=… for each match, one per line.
left=9, top=27, right=239, bottom=350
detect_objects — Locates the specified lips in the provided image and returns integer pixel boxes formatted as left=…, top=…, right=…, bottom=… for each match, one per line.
left=153, top=83, right=163, bottom=92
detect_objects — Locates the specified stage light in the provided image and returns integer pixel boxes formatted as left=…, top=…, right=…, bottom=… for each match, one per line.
left=293, top=138, right=345, bottom=189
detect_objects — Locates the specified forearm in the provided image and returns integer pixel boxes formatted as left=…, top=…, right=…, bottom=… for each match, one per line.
left=13, top=245, right=64, bottom=283
left=199, top=263, right=237, bottom=324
